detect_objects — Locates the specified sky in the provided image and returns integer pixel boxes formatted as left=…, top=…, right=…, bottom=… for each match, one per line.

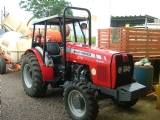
left=1, top=0, right=160, bottom=25
left=66, top=0, right=160, bottom=18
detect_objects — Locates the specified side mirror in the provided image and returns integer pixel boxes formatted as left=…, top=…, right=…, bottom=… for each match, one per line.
left=80, top=23, right=87, bottom=30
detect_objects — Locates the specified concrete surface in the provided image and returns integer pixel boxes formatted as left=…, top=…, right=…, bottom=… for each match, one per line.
left=1, top=70, right=160, bottom=120
left=97, top=98, right=160, bottom=120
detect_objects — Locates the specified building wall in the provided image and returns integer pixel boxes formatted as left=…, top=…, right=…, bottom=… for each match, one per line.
left=69, top=0, right=111, bottom=46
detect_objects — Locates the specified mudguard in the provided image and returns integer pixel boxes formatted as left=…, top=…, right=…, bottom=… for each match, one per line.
left=24, top=48, right=54, bottom=81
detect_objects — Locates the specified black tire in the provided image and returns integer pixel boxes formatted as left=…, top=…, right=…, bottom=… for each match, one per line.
left=0, top=56, right=6, bottom=74
left=114, top=98, right=139, bottom=108
left=21, top=53, right=47, bottom=97
left=63, top=81, right=99, bottom=120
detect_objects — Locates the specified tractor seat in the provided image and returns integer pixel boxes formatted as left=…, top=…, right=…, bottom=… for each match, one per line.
left=45, top=42, right=62, bottom=59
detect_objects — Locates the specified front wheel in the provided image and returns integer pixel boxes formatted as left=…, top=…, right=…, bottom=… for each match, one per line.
left=113, top=98, right=139, bottom=108
left=0, top=56, right=6, bottom=74
left=21, top=53, right=47, bottom=97
left=63, top=81, right=99, bottom=120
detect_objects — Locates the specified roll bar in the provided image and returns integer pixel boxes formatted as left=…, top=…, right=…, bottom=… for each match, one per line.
left=62, top=6, right=91, bottom=80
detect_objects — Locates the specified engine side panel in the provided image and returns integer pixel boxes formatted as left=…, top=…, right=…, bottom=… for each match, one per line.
left=89, top=62, right=111, bottom=88
left=66, top=43, right=113, bottom=88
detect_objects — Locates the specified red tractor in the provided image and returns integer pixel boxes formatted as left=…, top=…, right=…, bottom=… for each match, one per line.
left=21, top=7, right=146, bottom=120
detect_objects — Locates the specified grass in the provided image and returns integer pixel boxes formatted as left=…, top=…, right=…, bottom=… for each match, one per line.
left=67, top=36, right=96, bottom=45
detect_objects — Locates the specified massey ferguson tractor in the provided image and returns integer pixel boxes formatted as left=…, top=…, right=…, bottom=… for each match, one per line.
left=20, top=7, right=146, bottom=120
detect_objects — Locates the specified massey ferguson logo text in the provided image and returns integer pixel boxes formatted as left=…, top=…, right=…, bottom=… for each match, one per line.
left=74, top=50, right=91, bottom=57
left=70, top=49, right=95, bottom=58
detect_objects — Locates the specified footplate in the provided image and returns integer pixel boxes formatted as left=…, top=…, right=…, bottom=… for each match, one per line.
left=116, top=82, right=146, bottom=101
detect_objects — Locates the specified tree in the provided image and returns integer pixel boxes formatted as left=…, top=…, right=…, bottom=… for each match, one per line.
left=19, top=0, right=73, bottom=19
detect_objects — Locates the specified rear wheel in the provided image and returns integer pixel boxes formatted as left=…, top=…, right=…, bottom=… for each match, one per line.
left=63, top=81, right=99, bottom=120
left=113, top=98, right=139, bottom=108
left=0, top=56, right=6, bottom=74
left=21, top=53, right=47, bottom=97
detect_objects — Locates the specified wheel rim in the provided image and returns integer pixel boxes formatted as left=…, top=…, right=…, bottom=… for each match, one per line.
left=68, top=90, right=86, bottom=117
left=23, top=64, right=33, bottom=88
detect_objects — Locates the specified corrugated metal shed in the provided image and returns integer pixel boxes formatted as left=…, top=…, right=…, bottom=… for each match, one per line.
left=111, top=14, right=158, bottom=27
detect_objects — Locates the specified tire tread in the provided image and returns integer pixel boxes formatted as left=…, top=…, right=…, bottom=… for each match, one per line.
left=21, top=53, right=47, bottom=97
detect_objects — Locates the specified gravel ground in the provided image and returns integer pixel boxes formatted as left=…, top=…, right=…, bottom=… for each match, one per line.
left=1, top=70, right=111, bottom=120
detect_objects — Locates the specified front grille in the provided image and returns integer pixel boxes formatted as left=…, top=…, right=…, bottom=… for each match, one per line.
left=115, top=54, right=134, bottom=88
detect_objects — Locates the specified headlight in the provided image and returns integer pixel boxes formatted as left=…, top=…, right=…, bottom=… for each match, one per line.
left=127, top=65, right=131, bottom=72
left=118, top=67, right=122, bottom=74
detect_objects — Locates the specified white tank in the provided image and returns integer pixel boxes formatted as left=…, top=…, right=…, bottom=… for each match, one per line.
left=0, top=31, right=32, bottom=62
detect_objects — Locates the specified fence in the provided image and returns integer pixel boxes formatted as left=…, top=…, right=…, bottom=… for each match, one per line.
left=98, top=27, right=160, bottom=60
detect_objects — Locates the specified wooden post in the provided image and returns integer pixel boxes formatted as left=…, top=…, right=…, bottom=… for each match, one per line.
left=146, top=29, right=149, bottom=59
left=120, top=27, right=123, bottom=52
left=126, top=27, right=129, bottom=52
left=97, top=29, right=100, bottom=48
left=108, top=28, right=110, bottom=49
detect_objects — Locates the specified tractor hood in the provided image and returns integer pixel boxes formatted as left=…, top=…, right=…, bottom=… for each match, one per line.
left=66, top=42, right=122, bottom=64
